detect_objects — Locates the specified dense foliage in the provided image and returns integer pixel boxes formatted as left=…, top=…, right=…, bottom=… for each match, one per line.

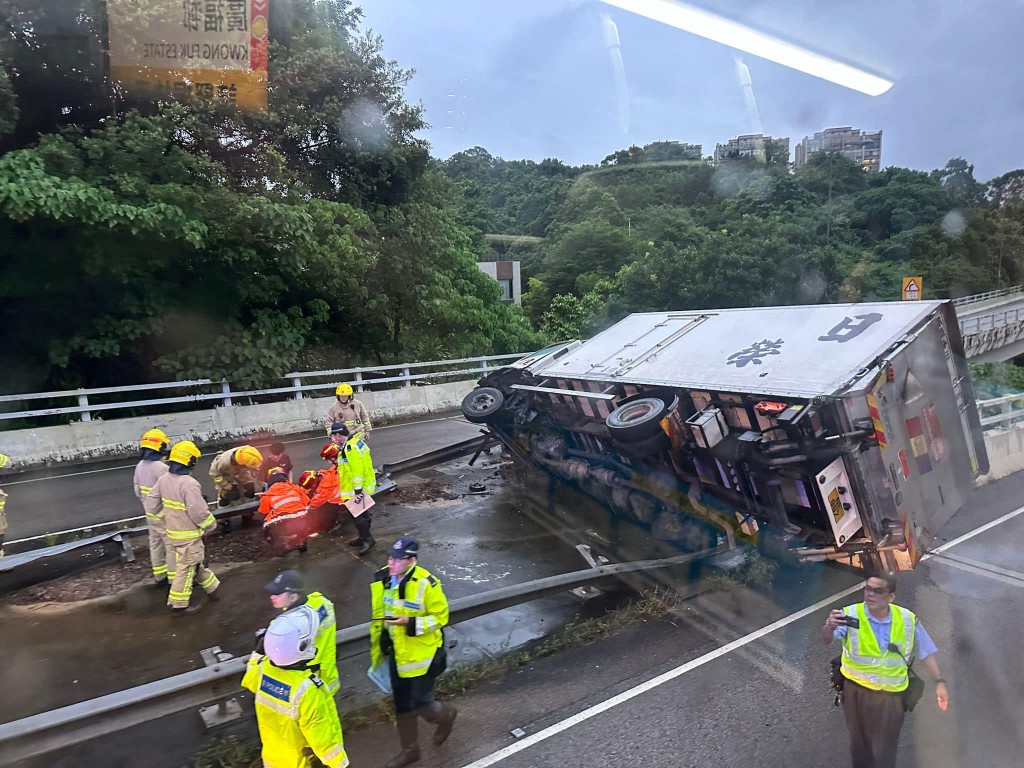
left=0, top=0, right=539, bottom=392
left=443, top=146, right=1024, bottom=342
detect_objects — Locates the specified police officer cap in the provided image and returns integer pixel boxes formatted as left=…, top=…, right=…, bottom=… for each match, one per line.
left=265, top=569, right=306, bottom=595
left=330, top=422, right=350, bottom=436
left=389, top=537, right=419, bottom=559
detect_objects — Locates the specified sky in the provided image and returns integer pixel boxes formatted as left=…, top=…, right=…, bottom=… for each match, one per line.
left=362, top=0, right=1024, bottom=180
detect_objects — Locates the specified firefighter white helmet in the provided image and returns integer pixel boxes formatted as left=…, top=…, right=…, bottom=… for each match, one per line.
left=263, top=606, right=320, bottom=667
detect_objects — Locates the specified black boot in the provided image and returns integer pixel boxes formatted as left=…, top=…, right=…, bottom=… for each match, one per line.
left=353, top=516, right=374, bottom=556
left=385, top=714, right=421, bottom=768
left=357, top=535, right=376, bottom=556
left=424, top=702, right=457, bottom=746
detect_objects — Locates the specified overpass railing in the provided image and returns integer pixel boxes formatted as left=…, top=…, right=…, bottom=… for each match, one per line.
left=0, top=354, right=527, bottom=426
left=959, top=306, right=1024, bottom=335
left=977, top=393, right=1024, bottom=430
left=952, top=285, right=1022, bottom=308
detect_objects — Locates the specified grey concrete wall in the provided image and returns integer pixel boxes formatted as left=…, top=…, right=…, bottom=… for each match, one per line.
left=976, top=424, right=1024, bottom=485
left=2, top=381, right=476, bottom=468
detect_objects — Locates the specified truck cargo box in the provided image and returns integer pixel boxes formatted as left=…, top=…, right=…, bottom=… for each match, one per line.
left=463, top=301, right=987, bottom=571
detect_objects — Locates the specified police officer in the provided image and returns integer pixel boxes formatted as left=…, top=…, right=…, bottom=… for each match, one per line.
left=331, top=423, right=377, bottom=555
left=822, top=571, right=949, bottom=768
left=242, top=610, right=349, bottom=768
left=145, top=441, right=220, bottom=614
left=370, top=537, right=456, bottom=768
left=265, top=570, right=340, bottom=695
left=133, top=429, right=171, bottom=585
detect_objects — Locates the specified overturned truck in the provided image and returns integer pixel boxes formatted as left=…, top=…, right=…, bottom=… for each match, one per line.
left=463, top=302, right=988, bottom=571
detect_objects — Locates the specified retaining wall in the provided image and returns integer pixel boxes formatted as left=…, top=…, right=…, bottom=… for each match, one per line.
left=2, top=381, right=476, bottom=468
left=976, top=424, right=1024, bottom=485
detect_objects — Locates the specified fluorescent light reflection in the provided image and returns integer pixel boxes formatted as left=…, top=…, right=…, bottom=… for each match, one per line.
left=598, top=0, right=894, bottom=96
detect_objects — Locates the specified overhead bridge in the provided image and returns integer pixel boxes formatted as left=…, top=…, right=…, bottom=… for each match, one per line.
left=955, top=286, right=1024, bottom=361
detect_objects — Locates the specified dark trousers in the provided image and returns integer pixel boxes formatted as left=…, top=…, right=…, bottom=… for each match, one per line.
left=842, top=680, right=906, bottom=768
left=388, top=647, right=447, bottom=714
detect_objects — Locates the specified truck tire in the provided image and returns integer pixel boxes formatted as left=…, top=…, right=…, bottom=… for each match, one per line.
left=614, top=429, right=672, bottom=458
left=462, top=387, right=504, bottom=423
left=606, top=397, right=668, bottom=441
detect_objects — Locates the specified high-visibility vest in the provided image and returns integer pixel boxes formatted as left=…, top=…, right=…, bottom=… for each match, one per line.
left=305, top=592, right=339, bottom=695
left=241, top=653, right=349, bottom=768
left=840, top=602, right=916, bottom=692
left=337, top=437, right=376, bottom=498
left=369, top=565, right=448, bottom=678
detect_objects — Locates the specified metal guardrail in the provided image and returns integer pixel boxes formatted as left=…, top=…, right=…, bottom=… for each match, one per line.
left=959, top=306, right=1024, bottom=335
left=0, top=545, right=726, bottom=763
left=952, top=285, right=1022, bottom=308
left=0, top=354, right=527, bottom=424
left=977, top=393, right=1024, bottom=430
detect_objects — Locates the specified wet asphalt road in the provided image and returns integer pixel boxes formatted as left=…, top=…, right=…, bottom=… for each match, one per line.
left=2, top=415, right=484, bottom=541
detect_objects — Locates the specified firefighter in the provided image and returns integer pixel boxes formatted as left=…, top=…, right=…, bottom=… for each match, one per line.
left=258, top=469, right=313, bottom=555
left=242, top=610, right=350, bottom=768
left=209, top=444, right=263, bottom=507
left=324, top=383, right=372, bottom=440
left=307, top=444, right=343, bottom=509
left=133, top=429, right=172, bottom=585
left=0, top=452, right=10, bottom=557
left=371, top=537, right=456, bottom=768
left=264, top=569, right=340, bottom=694
left=145, top=441, right=220, bottom=614
left=331, top=424, right=377, bottom=556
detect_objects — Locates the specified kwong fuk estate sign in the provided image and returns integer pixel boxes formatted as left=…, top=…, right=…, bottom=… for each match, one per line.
left=108, top=0, right=269, bottom=111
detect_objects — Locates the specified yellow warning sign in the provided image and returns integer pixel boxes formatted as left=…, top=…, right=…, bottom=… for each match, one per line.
left=902, top=276, right=923, bottom=301
left=828, top=488, right=845, bottom=523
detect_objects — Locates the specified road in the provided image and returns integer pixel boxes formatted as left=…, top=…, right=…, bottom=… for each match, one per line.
left=335, top=469, right=1024, bottom=768
left=3, top=415, right=483, bottom=541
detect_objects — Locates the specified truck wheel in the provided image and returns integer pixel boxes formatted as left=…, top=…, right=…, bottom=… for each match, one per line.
left=614, top=429, right=672, bottom=458
left=462, top=387, right=504, bottom=423
left=606, top=397, right=668, bottom=441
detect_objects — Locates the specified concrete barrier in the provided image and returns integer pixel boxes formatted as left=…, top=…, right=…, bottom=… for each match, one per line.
left=976, top=424, right=1024, bottom=485
left=2, top=381, right=476, bottom=469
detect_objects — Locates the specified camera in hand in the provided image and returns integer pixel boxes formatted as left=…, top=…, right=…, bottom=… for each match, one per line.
left=837, top=614, right=860, bottom=629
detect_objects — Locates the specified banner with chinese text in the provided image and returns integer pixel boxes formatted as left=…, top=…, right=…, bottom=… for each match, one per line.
left=108, top=0, right=268, bottom=111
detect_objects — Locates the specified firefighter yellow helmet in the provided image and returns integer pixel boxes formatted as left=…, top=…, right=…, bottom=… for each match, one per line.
left=140, top=428, right=170, bottom=454
left=336, top=383, right=354, bottom=397
left=168, top=440, right=201, bottom=468
left=0, top=453, right=10, bottom=469
left=234, top=445, right=263, bottom=468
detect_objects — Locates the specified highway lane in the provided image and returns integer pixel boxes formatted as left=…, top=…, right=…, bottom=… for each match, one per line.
left=3, top=415, right=483, bottom=540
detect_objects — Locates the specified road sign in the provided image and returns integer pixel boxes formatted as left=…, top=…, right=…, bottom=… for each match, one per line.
left=902, top=276, right=923, bottom=301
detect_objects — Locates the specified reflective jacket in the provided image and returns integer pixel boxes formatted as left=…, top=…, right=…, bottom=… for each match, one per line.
left=324, top=399, right=372, bottom=435
left=284, top=593, right=340, bottom=695
left=209, top=447, right=257, bottom=486
left=258, top=482, right=311, bottom=524
left=840, top=602, right=916, bottom=692
left=144, top=473, right=215, bottom=544
left=241, top=653, right=349, bottom=768
left=133, top=459, right=169, bottom=521
left=0, top=453, right=9, bottom=536
left=337, top=437, right=376, bottom=499
left=309, top=468, right=342, bottom=508
left=370, top=565, right=448, bottom=678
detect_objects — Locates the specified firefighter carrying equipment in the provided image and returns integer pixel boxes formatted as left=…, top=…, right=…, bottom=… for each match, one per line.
left=169, top=441, right=202, bottom=468
left=370, top=564, right=449, bottom=679
left=336, top=383, right=354, bottom=397
left=140, top=428, right=170, bottom=454
left=839, top=603, right=916, bottom=692
left=241, top=651, right=350, bottom=768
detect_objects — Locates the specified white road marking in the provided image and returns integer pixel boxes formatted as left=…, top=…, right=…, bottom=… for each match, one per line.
left=459, top=504, right=1024, bottom=768
left=2, top=415, right=469, bottom=486
left=929, top=556, right=1024, bottom=589
left=937, top=551, right=1024, bottom=581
